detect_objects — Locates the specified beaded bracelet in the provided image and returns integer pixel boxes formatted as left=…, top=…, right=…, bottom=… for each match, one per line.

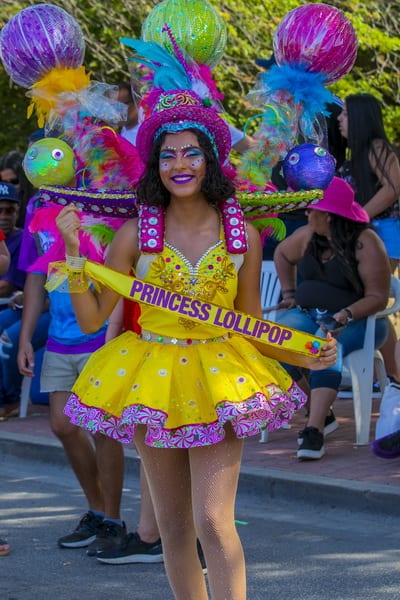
left=65, top=255, right=90, bottom=292
left=66, top=255, right=86, bottom=271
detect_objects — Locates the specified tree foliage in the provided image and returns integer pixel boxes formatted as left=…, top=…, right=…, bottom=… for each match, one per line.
left=0, top=0, right=399, bottom=154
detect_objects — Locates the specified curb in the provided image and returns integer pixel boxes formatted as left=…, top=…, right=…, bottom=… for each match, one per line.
left=239, top=466, right=400, bottom=516
left=1, top=431, right=400, bottom=517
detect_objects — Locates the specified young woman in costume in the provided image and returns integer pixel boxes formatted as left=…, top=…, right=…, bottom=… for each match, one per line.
left=53, top=89, right=337, bottom=600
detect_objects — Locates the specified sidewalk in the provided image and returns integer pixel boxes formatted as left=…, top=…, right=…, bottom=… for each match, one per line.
left=1, top=396, right=400, bottom=515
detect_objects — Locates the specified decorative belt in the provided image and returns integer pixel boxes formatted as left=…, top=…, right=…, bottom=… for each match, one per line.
left=140, top=330, right=229, bottom=346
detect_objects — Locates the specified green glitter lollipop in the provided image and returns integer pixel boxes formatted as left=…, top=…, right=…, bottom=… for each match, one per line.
left=142, top=0, right=227, bottom=68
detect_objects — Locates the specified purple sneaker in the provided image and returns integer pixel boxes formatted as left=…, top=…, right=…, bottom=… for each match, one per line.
left=371, top=430, right=400, bottom=459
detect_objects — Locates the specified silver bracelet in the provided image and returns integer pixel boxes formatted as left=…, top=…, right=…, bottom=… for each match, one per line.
left=66, top=255, right=86, bottom=270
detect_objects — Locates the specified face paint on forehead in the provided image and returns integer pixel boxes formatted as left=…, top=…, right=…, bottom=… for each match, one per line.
left=162, top=144, right=200, bottom=152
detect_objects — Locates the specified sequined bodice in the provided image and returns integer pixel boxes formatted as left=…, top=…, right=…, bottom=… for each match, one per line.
left=136, top=237, right=243, bottom=338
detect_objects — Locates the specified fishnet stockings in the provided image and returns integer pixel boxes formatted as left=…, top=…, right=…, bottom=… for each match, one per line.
left=135, top=425, right=246, bottom=600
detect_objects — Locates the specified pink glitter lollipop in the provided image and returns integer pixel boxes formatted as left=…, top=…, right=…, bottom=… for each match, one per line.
left=273, top=3, right=357, bottom=84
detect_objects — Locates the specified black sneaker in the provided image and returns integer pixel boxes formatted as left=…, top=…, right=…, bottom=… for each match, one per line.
left=58, top=511, right=104, bottom=548
left=297, top=427, right=325, bottom=460
left=86, top=520, right=127, bottom=556
left=297, top=410, right=338, bottom=444
left=96, top=531, right=163, bottom=564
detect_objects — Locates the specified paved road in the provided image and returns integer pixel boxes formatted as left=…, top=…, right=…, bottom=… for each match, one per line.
left=1, top=453, right=400, bottom=600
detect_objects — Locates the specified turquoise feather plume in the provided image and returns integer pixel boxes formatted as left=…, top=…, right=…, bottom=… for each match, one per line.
left=120, top=38, right=192, bottom=91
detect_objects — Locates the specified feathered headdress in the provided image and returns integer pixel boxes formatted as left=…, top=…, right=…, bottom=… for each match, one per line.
left=121, top=27, right=232, bottom=166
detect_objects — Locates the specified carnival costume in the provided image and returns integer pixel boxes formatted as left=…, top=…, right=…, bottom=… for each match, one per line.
left=62, top=215, right=307, bottom=448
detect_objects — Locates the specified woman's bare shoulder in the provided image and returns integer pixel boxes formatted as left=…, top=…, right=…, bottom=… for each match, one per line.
left=357, top=227, right=388, bottom=255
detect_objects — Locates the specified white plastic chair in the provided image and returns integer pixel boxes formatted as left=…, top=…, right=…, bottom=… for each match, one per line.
left=260, top=261, right=281, bottom=320
left=339, top=274, right=400, bottom=445
left=259, top=261, right=282, bottom=442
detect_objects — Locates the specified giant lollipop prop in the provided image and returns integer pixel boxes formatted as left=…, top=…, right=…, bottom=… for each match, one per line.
left=0, top=3, right=85, bottom=88
left=0, top=3, right=126, bottom=128
left=240, top=3, right=357, bottom=187
left=141, top=0, right=227, bottom=68
left=273, top=3, right=358, bottom=85
left=0, top=3, right=89, bottom=127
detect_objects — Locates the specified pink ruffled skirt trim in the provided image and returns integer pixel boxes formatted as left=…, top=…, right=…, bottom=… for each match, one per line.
left=64, top=382, right=306, bottom=448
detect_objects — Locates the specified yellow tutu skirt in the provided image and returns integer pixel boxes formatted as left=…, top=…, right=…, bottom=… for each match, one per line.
left=64, top=330, right=307, bottom=448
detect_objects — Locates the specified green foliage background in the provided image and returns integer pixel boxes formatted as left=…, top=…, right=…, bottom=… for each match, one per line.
left=0, top=0, right=399, bottom=153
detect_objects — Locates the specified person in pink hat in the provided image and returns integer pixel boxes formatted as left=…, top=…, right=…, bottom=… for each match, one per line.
left=274, top=176, right=391, bottom=460
left=51, top=79, right=337, bottom=598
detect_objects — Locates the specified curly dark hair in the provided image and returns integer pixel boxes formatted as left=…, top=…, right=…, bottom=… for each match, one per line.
left=307, top=214, right=371, bottom=295
left=135, top=128, right=235, bottom=208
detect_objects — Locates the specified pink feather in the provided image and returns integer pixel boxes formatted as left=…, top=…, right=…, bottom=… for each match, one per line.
left=28, top=203, right=126, bottom=274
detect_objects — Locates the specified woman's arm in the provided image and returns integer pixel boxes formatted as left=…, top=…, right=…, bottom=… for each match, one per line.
left=56, top=204, right=139, bottom=333
left=273, top=225, right=311, bottom=307
left=363, top=142, right=400, bottom=218
left=333, top=228, right=391, bottom=324
left=18, top=273, right=48, bottom=377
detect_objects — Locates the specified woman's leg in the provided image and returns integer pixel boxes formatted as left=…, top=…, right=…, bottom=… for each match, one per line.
left=190, top=425, right=246, bottom=600
left=306, top=387, right=338, bottom=432
left=276, top=308, right=319, bottom=382
left=134, top=426, right=207, bottom=600
left=305, top=319, right=372, bottom=440
left=93, top=434, right=124, bottom=519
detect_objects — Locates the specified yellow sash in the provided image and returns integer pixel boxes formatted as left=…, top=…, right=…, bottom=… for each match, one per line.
left=80, top=261, right=324, bottom=364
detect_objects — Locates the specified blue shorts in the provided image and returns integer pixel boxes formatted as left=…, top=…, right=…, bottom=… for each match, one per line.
left=373, top=217, right=400, bottom=259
